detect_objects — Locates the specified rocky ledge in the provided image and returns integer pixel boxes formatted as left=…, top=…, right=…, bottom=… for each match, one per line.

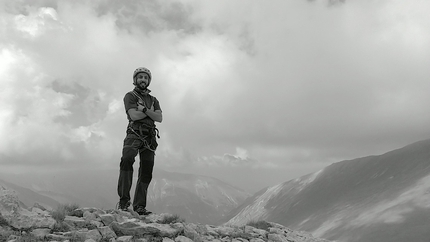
left=1, top=207, right=331, bottom=242
left=0, top=187, right=330, bottom=242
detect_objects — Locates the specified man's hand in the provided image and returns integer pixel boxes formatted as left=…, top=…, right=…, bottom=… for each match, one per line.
left=130, top=103, right=162, bottom=123
left=137, top=103, right=146, bottom=112
left=145, top=105, right=162, bottom=123
left=129, top=105, right=148, bottom=121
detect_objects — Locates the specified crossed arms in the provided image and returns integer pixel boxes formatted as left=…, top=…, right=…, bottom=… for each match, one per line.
left=127, top=104, right=162, bottom=123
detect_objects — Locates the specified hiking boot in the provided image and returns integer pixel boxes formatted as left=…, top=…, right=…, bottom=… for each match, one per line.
left=117, top=201, right=131, bottom=211
left=134, top=206, right=152, bottom=216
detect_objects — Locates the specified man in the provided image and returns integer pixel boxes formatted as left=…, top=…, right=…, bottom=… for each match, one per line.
left=117, top=67, right=162, bottom=215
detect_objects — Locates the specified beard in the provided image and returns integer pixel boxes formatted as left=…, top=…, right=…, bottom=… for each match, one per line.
left=136, top=81, right=148, bottom=90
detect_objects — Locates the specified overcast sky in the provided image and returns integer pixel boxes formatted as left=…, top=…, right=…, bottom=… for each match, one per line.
left=1, top=0, right=429, bottom=192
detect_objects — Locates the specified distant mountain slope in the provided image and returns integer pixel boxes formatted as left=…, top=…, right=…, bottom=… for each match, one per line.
left=0, top=178, right=59, bottom=210
left=0, top=168, right=249, bottom=225
left=225, top=139, right=430, bottom=242
left=149, top=169, right=250, bottom=225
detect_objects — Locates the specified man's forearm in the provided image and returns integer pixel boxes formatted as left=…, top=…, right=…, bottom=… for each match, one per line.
left=145, top=110, right=162, bottom=123
left=128, top=109, right=148, bottom=121
left=128, top=108, right=162, bottom=123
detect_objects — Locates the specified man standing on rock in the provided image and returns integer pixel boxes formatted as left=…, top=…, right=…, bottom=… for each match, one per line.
left=117, top=67, right=162, bottom=215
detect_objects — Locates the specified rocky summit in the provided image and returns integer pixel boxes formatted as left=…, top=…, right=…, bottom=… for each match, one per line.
left=0, top=187, right=330, bottom=242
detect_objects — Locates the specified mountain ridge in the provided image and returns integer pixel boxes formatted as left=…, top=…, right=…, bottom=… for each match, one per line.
left=225, top=138, right=430, bottom=242
left=0, top=178, right=59, bottom=210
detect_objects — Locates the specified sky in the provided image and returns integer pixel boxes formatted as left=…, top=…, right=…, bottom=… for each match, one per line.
left=1, top=0, right=430, bottom=193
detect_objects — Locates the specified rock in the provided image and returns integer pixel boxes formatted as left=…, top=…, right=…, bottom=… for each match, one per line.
left=250, top=239, right=265, bottom=242
left=7, top=234, right=20, bottom=241
left=31, top=228, right=51, bottom=239
left=0, top=188, right=56, bottom=230
left=84, top=211, right=98, bottom=221
left=90, top=220, right=104, bottom=228
left=31, top=207, right=50, bottom=216
left=171, top=222, right=185, bottom=231
left=1, top=186, right=331, bottom=242
left=205, top=224, right=219, bottom=236
left=47, top=233, right=69, bottom=241
left=69, top=208, right=85, bottom=217
left=0, top=187, right=21, bottom=215
left=175, top=235, right=194, bottom=242
left=110, top=220, right=144, bottom=236
left=214, top=226, right=239, bottom=236
left=75, top=228, right=90, bottom=239
left=111, top=221, right=181, bottom=237
left=183, top=223, right=200, bottom=240
left=64, top=215, right=88, bottom=228
left=117, top=235, right=134, bottom=242
left=79, top=207, right=99, bottom=213
left=32, top=203, right=47, bottom=211
left=244, top=225, right=254, bottom=234
left=232, top=238, right=249, bottom=242
left=252, top=228, right=268, bottom=237
left=7, top=211, right=56, bottom=230
left=98, top=226, right=117, bottom=240
left=99, top=213, right=115, bottom=226
left=268, top=233, right=286, bottom=242
left=85, top=229, right=102, bottom=241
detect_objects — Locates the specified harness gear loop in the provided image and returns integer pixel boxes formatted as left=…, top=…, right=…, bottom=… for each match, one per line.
left=127, top=121, right=160, bottom=152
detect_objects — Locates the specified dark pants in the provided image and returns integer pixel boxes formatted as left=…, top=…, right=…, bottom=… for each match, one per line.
left=117, top=133, right=156, bottom=209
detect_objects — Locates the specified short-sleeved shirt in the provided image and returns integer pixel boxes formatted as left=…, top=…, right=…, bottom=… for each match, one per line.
left=123, top=91, right=161, bottom=127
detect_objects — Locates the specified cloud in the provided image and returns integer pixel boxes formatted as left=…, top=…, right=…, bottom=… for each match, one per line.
left=0, top=2, right=126, bottom=169
left=93, top=0, right=193, bottom=34
left=1, top=0, right=430, bottom=191
left=13, top=7, right=62, bottom=37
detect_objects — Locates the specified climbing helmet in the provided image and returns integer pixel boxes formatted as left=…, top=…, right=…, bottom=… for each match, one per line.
left=133, top=67, right=152, bottom=85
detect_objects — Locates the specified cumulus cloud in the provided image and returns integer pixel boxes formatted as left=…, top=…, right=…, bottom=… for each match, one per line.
left=1, top=0, right=430, bottom=191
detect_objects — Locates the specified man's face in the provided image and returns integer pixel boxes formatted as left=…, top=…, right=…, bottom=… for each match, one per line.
left=135, top=73, right=150, bottom=89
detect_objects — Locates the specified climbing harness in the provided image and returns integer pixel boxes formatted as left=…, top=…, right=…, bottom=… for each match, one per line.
left=127, top=122, right=160, bottom=153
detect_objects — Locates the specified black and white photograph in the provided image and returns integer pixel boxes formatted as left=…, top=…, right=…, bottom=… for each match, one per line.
left=1, top=1, right=429, bottom=241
